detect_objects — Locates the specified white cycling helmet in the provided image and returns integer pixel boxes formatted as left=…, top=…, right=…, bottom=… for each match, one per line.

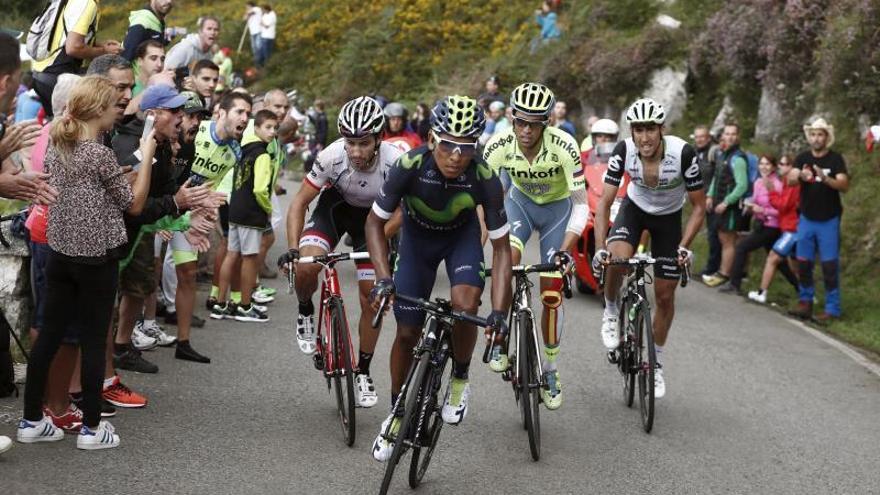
left=591, top=118, right=619, bottom=136
left=625, top=98, right=666, bottom=125
left=338, top=96, right=385, bottom=138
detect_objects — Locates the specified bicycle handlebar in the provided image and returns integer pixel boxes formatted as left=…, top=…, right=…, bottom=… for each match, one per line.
left=372, top=293, right=490, bottom=330
left=297, top=251, right=371, bottom=265
left=598, top=256, right=690, bottom=288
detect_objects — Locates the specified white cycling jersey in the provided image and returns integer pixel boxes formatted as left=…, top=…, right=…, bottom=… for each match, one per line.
left=604, top=135, right=703, bottom=215
left=304, top=138, right=403, bottom=208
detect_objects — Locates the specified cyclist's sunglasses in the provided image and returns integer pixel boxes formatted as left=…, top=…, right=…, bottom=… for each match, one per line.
left=432, top=131, right=478, bottom=156
left=513, top=116, right=549, bottom=130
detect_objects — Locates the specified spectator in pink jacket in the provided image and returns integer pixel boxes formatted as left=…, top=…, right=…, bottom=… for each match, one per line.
left=719, top=155, right=798, bottom=294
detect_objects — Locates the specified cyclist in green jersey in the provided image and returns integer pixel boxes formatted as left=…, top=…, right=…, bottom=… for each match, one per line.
left=482, top=82, right=588, bottom=410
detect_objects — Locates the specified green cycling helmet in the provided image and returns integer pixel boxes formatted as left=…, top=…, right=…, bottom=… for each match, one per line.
left=510, top=82, right=555, bottom=118
left=430, top=95, right=485, bottom=139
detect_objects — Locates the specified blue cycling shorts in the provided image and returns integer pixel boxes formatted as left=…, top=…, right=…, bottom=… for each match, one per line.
left=505, top=185, right=571, bottom=268
left=392, top=216, right=485, bottom=327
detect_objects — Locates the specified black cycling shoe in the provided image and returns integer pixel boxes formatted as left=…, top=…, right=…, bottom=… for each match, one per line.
left=164, top=312, right=206, bottom=328
left=114, top=348, right=159, bottom=374
left=175, top=341, right=211, bottom=364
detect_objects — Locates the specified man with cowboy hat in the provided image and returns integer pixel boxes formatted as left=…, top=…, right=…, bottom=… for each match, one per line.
left=790, top=117, right=849, bottom=322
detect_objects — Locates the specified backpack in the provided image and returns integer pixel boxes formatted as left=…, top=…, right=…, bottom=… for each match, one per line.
left=728, top=149, right=759, bottom=198
left=26, top=0, right=70, bottom=62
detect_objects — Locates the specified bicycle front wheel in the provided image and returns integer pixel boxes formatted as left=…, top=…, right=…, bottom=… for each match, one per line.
left=636, top=302, right=656, bottom=433
left=330, top=299, right=356, bottom=447
left=518, top=311, right=541, bottom=461
left=619, top=299, right=636, bottom=408
left=409, top=352, right=447, bottom=488
left=380, top=351, right=430, bottom=495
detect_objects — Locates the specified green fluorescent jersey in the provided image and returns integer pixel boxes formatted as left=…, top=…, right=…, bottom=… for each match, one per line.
left=189, top=121, right=242, bottom=189
left=482, top=125, right=585, bottom=204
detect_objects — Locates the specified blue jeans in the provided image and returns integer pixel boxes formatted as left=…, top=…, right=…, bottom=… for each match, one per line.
left=250, top=34, right=262, bottom=62
left=258, top=37, right=274, bottom=66
left=795, top=215, right=841, bottom=316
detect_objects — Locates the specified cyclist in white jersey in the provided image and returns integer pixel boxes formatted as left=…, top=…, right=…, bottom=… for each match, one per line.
left=278, top=96, right=403, bottom=408
left=593, top=98, right=706, bottom=398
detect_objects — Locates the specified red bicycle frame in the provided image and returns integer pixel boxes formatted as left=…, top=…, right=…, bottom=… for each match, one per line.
left=314, top=263, right=356, bottom=375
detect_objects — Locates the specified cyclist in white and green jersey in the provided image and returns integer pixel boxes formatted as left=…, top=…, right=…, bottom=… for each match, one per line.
left=482, top=82, right=588, bottom=410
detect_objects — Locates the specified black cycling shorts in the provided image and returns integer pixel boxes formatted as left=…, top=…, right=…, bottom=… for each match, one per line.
left=607, top=198, right=682, bottom=279
left=300, top=187, right=370, bottom=259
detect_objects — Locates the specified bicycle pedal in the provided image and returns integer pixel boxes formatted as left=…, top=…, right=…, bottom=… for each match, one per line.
left=312, top=354, right=324, bottom=371
left=607, top=351, right=619, bottom=364
left=501, top=370, right=512, bottom=382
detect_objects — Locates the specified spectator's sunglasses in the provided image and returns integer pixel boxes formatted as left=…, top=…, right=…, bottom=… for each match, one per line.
left=432, top=131, right=478, bottom=156
left=513, top=116, right=549, bottom=130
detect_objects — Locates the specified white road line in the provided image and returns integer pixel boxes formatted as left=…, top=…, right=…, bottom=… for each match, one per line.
left=779, top=313, right=880, bottom=379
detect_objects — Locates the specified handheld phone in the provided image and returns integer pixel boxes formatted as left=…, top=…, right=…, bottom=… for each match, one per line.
left=142, top=114, right=155, bottom=138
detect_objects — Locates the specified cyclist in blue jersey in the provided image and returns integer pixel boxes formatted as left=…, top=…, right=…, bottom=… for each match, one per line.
left=365, top=96, right=512, bottom=462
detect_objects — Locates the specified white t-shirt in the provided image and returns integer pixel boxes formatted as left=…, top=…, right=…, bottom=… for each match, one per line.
left=247, top=6, right=262, bottom=35
left=260, top=11, right=277, bottom=39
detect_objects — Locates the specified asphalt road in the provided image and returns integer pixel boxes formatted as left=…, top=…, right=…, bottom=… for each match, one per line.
left=2, top=178, right=879, bottom=494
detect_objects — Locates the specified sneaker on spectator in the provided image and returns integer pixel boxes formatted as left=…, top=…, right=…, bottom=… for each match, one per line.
left=788, top=301, right=813, bottom=320
left=103, top=375, right=147, bottom=408
left=210, top=302, right=237, bottom=320
left=251, top=290, right=274, bottom=305
left=702, top=273, right=728, bottom=287
left=235, top=304, right=269, bottom=323
left=747, top=290, right=767, bottom=304
left=137, top=320, right=177, bottom=347
left=0, top=435, right=12, bottom=455
left=44, top=404, right=84, bottom=432
left=70, top=393, right=117, bottom=417
left=205, top=296, right=218, bottom=311
left=114, top=347, right=159, bottom=374
left=17, top=416, right=64, bottom=443
left=255, top=285, right=277, bottom=297
left=77, top=421, right=120, bottom=450
left=132, top=326, right=159, bottom=351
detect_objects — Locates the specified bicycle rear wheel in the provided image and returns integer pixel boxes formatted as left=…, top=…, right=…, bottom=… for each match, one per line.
left=330, top=299, right=356, bottom=446
left=518, top=311, right=541, bottom=461
left=379, top=351, right=430, bottom=495
left=409, top=351, right=447, bottom=488
left=636, top=302, right=656, bottom=433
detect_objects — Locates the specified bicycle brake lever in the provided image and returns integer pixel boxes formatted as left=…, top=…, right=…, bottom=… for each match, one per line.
left=371, top=295, right=388, bottom=329
left=481, top=329, right=495, bottom=364
left=286, top=263, right=294, bottom=295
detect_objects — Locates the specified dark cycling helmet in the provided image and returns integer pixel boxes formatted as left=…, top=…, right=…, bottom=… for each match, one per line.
left=338, top=96, right=385, bottom=138
left=625, top=98, right=666, bottom=125
left=384, top=102, right=407, bottom=119
left=510, top=82, right=555, bottom=118
left=430, top=95, right=485, bottom=139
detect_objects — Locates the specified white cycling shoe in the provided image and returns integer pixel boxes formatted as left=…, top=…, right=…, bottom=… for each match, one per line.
left=296, top=314, right=316, bottom=354
left=355, top=373, right=378, bottom=408
left=601, top=314, right=620, bottom=350
left=441, top=380, right=470, bottom=425
left=371, top=414, right=399, bottom=462
left=654, top=365, right=666, bottom=398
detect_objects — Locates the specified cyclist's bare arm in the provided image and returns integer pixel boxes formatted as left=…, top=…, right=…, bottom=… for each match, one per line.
left=383, top=208, right=403, bottom=239
left=594, top=183, right=620, bottom=249
left=366, top=211, right=391, bottom=280
left=488, top=234, right=513, bottom=314
left=285, top=182, right=321, bottom=250
left=680, top=187, right=707, bottom=249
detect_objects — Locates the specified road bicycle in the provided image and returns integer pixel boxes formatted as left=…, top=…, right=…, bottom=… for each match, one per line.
left=287, top=251, right=371, bottom=446
left=482, top=260, right=571, bottom=461
left=600, top=254, right=688, bottom=433
left=373, top=293, right=488, bottom=494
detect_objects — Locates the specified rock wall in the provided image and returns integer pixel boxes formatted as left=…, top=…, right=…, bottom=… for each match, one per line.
left=0, top=255, right=31, bottom=338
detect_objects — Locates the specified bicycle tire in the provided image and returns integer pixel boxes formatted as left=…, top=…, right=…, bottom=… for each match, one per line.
left=409, top=352, right=447, bottom=488
left=379, top=351, right=430, bottom=495
left=519, top=311, right=541, bottom=461
left=619, top=297, right=635, bottom=408
left=636, top=302, right=656, bottom=433
left=330, top=299, right=356, bottom=447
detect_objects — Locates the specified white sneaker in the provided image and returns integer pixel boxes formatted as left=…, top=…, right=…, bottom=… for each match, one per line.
left=252, top=290, right=274, bottom=304
left=16, top=416, right=64, bottom=443
left=131, top=326, right=159, bottom=351
left=296, top=314, right=316, bottom=354
left=601, top=314, right=620, bottom=350
left=137, top=320, right=177, bottom=347
left=371, top=414, right=399, bottom=462
left=748, top=290, right=767, bottom=304
left=654, top=365, right=666, bottom=399
left=488, top=346, right=509, bottom=373
left=0, top=435, right=13, bottom=455
left=355, top=373, right=378, bottom=408
left=441, top=380, right=470, bottom=425
left=77, top=421, right=120, bottom=450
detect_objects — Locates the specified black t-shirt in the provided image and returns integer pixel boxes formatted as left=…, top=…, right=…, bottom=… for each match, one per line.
left=795, top=150, right=847, bottom=221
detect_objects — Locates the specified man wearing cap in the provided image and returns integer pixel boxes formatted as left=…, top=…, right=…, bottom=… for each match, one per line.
left=112, top=84, right=215, bottom=369
left=790, top=118, right=849, bottom=322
